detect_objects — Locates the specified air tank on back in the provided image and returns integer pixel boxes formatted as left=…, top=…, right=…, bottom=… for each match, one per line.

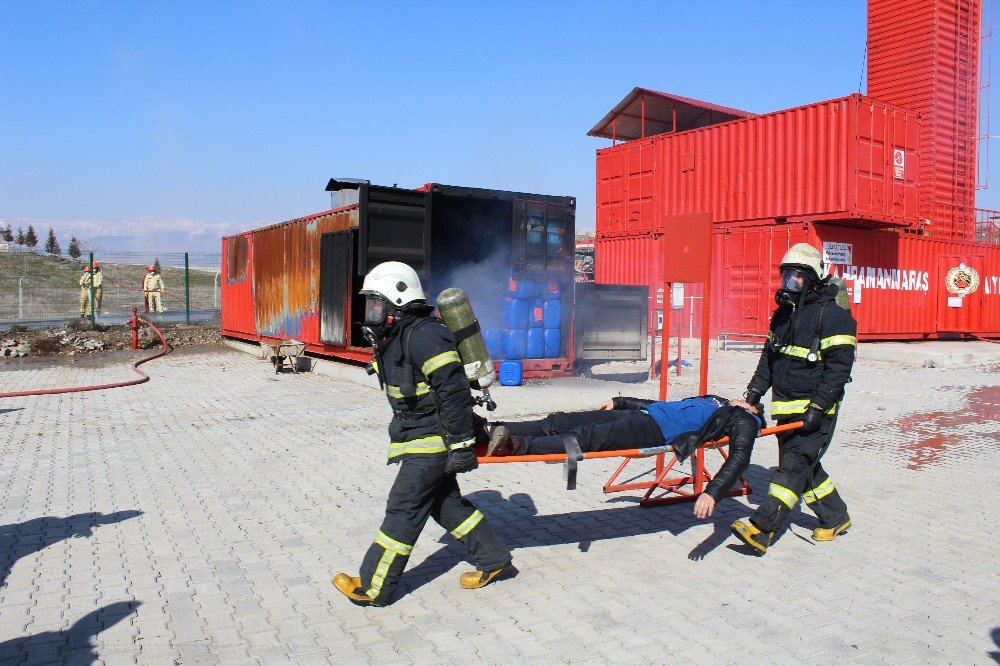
left=436, top=287, right=496, bottom=391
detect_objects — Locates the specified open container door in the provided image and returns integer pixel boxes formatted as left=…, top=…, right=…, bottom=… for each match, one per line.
left=573, top=283, right=648, bottom=369
left=319, top=230, right=354, bottom=346
left=358, top=184, right=432, bottom=277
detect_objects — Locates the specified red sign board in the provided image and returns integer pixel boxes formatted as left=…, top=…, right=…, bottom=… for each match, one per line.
left=662, top=212, right=713, bottom=283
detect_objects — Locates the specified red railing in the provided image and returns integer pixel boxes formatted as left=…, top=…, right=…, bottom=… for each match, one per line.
left=975, top=208, right=1000, bottom=244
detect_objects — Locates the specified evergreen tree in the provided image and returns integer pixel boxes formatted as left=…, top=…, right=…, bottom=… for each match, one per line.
left=153, top=258, right=162, bottom=273
left=68, top=237, right=82, bottom=259
left=44, top=227, right=61, bottom=255
left=0, top=225, right=11, bottom=242
left=15, top=227, right=25, bottom=245
left=24, top=225, right=38, bottom=248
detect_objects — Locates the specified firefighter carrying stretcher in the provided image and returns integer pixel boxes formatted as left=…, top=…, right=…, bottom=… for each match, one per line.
left=488, top=395, right=765, bottom=519
left=333, top=262, right=511, bottom=607
left=732, top=242, right=857, bottom=555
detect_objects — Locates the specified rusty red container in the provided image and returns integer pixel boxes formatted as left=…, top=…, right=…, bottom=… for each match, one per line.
left=868, top=0, right=980, bottom=241
left=596, top=94, right=922, bottom=235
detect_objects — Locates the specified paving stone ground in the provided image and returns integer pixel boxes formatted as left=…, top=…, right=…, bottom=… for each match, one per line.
left=1, top=343, right=998, bottom=664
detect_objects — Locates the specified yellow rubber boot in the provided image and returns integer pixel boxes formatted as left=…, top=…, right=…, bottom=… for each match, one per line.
left=731, top=520, right=773, bottom=555
left=332, top=573, right=376, bottom=603
left=459, top=564, right=509, bottom=589
left=813, top=515, right=852, bottom=541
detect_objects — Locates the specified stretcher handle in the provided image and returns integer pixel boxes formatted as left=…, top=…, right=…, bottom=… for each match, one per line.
left=478, top=421, right=803, bottom=464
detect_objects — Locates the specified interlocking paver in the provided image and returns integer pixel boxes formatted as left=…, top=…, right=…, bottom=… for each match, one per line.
left=1, top=345, right=998, bottom=663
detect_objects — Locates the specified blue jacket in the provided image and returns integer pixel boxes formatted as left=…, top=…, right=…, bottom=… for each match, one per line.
left=642, top=397, right=726, bottom=442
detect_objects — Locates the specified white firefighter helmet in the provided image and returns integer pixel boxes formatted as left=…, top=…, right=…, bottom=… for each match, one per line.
left=360, top=261, right=426, bottom=306
left=779, top=243, right=825, bottom=280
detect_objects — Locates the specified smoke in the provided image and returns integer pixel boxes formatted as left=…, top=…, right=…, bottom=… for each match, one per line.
left=433, top=247, right=511, bottom=329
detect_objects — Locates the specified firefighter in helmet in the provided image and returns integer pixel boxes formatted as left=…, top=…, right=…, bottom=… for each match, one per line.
left=732, top=243, right=857, bottom=555
left=78, top=266, right=92, bottom=317
left=333, top=261, right=511, bottom=606
left=143, top=265, right=165, bottom=313
left=90, top=263, right=103, bottom=314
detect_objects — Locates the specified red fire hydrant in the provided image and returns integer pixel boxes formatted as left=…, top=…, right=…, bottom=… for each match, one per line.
left=129, top=307, right=140, bottom=350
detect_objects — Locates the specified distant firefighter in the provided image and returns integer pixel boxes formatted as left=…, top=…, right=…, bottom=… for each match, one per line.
left=143, top=265, right=165, bottom=313
left=78, top=265, right=92, bottom=317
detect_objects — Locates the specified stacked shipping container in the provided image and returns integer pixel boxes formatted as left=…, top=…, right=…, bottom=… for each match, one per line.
left=592, top=0, right=1000, bottom=340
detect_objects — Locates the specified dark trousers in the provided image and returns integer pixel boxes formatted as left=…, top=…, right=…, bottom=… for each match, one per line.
left=359, top=453, right=510, bottom=605
left=750, top=415, right=849, bottom=533
left=505, top=409, right=664, bottom=455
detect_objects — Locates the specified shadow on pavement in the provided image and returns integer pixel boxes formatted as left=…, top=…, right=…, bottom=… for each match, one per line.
left=988, top=626, right=1000, bottom=664
left=0, top=601, right=140, bottom=663
left=0, top=510, right=142, bottom=587
left=0, top=408, right=24, bottom=415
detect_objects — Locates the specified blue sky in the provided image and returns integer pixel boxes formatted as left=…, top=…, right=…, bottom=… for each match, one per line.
left=1, top=1, right=996, bottom=250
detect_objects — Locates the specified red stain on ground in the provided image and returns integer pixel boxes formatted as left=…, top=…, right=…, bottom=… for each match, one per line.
left=865, top=385, right=1000, bottom=470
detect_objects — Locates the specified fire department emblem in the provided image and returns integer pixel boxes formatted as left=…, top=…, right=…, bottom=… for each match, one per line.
left=944, top=264, right=980, bottom=296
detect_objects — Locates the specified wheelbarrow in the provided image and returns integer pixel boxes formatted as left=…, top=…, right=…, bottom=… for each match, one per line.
left=262, top=339, right=306, bottom=374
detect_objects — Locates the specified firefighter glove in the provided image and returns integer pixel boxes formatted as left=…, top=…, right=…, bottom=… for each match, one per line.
left=744, top=388, right=763, bottom=409
left=800, top=403, right=824, bottom=433
left=445, top=444, right=478, bottom=475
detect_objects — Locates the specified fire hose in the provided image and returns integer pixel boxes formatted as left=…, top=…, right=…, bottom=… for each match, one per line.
left=0, top=313, right=169, bottom=398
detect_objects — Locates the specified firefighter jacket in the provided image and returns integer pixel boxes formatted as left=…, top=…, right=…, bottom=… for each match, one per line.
left=79, top=273, right=91, bottom=288
left=748, top=282, right=857, bottom=418
left=91, top=270, right=103, bottom=289
left=143, top=273, right=164, bottom=292
left=371, top=313, right=476, bottom=462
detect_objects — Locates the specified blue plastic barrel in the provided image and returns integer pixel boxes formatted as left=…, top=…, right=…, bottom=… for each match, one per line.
left=503, top=328, right=527, bottom=359
left=483, top=327, right=503, bottom=359
left=499, top=359, right=523, bottom=386
left=543, top=299, right=561, bottom=329
left=544, top=328, right=561, bottom=358
left=529, top=299, right=544, bottom=328
left=526, top=328, right=544, bottom=358
left=506, top=271, right=519, bottom=297
left=516, top=279, right=535, bottom=300
left=503, top=298, right=530, bottom=329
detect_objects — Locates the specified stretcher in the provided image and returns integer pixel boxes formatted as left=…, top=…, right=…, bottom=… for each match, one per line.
left=477, top=421, right=802, bottom=506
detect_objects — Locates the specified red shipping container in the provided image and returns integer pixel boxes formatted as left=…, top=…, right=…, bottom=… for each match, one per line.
left=868, top=0, right=980, bottom=241
left=596, top=94, right=922, bottom=235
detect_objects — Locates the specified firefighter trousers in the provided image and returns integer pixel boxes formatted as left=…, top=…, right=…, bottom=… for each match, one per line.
left=359, top=453, right=511, bottom=605
left=750, top=415, right=849, bottom=533
left=504, top=409, right=664, bottom=455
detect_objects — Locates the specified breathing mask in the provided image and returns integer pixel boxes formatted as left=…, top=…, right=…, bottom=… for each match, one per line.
left=775, top=267, right=812, bottom=307
left=363, top=295, right=396, bottom=341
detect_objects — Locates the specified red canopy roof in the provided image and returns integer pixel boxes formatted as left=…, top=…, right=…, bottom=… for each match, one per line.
left=588, top=87, right=753, bottom=141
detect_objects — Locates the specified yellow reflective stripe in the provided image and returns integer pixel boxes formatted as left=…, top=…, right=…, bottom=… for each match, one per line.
left=385, top=383, right=430, bottom=398
left=768, top=483, right=799, bottom=509
left=421, top=350, right=461, bottom=377
left=771, top=399, right=811, bottom=415
left=372, top=360, right=379, bottom=373
left=366, top=549, right=396, bottom=599
left=448, top=438, right=475, bottom=451
left=804, top=478, right=836, bottom=504
left=820, top=335, right=857, bottom=349
left=375, top=530, right=413, bottom=555
left=450, top=510, right=484, bottom=539
left=778, top=345, right=812, bottom=359
left=772, top=400, right=838, bottom=416
left=387, top=436, right=447, bottom=458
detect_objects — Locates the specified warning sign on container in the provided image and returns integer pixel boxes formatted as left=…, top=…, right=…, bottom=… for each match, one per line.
left=893, top=149, right=905, bottom=180
left=823, top=241, right=853, bottom=266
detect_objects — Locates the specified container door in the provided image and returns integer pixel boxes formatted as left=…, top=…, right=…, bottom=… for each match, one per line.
left=358, top=185, right=431, bottom=277
left=573, top=283, right=648, bottom=361
left=936, top=255, right=984, bottom=333
left=319, top=231, right=353, bottom=345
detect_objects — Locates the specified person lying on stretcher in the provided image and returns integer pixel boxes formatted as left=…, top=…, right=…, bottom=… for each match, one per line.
left=487, top=395, right=764, bottom=518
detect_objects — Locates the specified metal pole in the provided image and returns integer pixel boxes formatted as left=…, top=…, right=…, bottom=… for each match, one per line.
left=213, top=271, right=220, bottom=309
left=184, top=252, right=191, bottom=325
left=89, top=252, right=96, bottom=330
left=18, top=277, right=23, bottom=320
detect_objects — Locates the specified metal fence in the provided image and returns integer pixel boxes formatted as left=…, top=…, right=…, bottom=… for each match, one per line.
left=0, top=248, right=221, bottom=329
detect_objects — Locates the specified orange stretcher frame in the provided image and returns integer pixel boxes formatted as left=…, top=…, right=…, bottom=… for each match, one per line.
left=477, top=421, right=802, bottom=505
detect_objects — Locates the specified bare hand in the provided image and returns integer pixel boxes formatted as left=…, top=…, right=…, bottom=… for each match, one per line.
left=693, top=493, right=716, bottom=519
left=729, top=399, right=760, bottom=415
left=596, top=399, right=615, bottom=411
